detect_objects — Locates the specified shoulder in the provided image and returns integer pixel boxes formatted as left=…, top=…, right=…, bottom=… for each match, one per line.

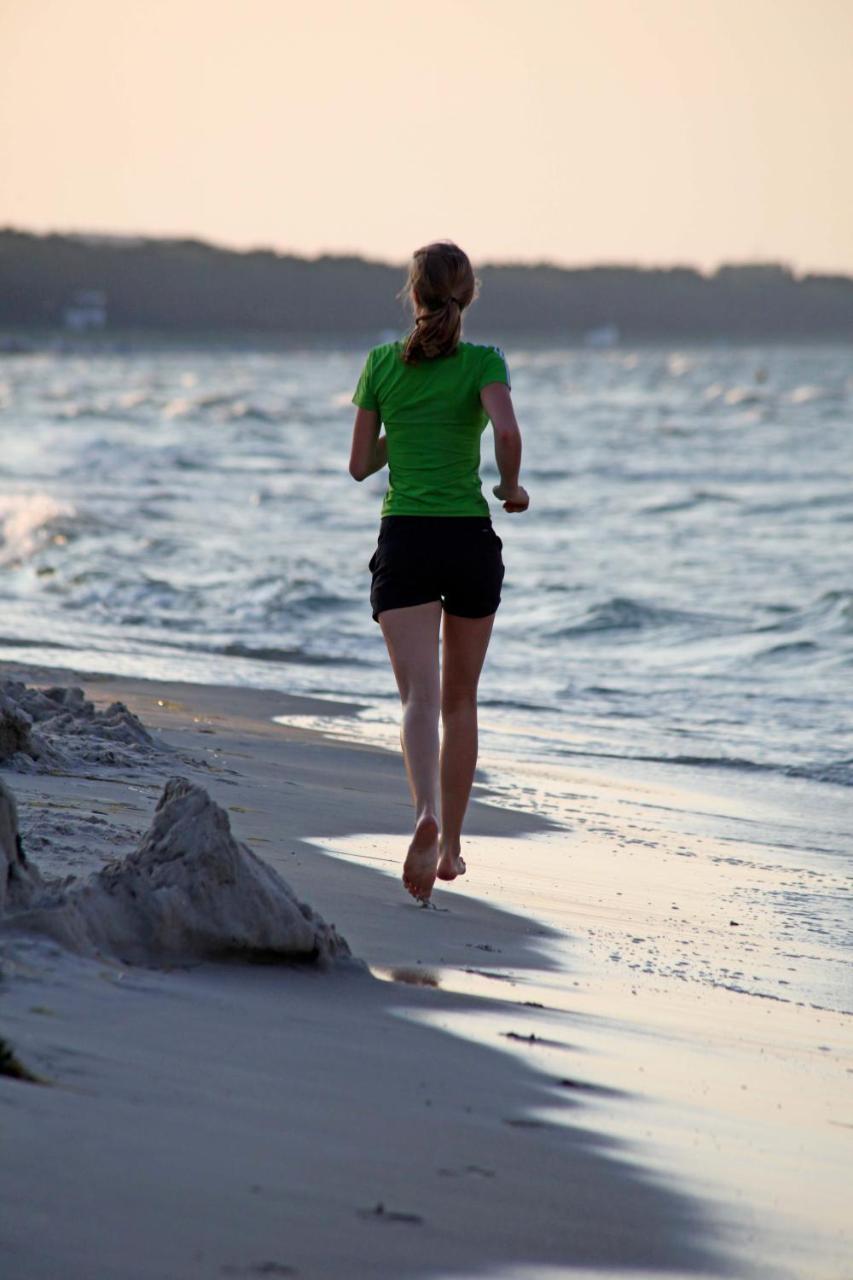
left=460, top=340, right=509, bottom=365
left=461, top=341, right=511, bottom=388
left=367, top=339, right=405, bottom=363
left=460, top=340, right=507, bottom=354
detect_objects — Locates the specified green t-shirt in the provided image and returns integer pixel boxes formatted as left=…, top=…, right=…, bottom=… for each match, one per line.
left=351, top=339, right=511, bottom=517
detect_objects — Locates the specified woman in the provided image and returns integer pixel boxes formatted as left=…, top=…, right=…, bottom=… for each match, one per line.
left=349, top=241, right=529, bottom=904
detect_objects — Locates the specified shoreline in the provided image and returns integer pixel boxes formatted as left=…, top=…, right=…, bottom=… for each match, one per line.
left=1, top=659, right=850, bottom=1278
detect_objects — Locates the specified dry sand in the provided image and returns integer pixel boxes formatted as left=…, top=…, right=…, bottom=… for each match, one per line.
left=0, top=660, right=850, bottom=1280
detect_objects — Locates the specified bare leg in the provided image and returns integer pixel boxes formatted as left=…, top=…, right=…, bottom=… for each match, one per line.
left=437, top=611, right=496, bottom=881
left=379, top=601, right=442, bottom=901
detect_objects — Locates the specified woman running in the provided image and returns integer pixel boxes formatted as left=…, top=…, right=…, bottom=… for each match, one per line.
left=349, top=240, right=529, bottom=903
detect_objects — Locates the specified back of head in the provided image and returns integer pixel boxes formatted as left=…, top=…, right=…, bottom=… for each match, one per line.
left=398, top=241, right=479, bottom=365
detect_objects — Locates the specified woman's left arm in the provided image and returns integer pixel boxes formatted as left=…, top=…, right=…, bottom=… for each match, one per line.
left=349, top=408, right=388, bottom=481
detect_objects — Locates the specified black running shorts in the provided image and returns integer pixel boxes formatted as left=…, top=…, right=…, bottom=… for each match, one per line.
left=368, top=515, right=504, bottom=623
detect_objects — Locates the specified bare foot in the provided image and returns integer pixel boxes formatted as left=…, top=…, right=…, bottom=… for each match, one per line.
left=436, top=844, right=467, bottom=882
left=402, top=813, right=439, bottom=902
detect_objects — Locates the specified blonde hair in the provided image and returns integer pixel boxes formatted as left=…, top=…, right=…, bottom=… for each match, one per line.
left=397, top=241, right=479, bottom=364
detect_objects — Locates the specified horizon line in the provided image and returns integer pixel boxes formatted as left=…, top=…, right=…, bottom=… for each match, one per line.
left=3, top=223, right=851, bottom=283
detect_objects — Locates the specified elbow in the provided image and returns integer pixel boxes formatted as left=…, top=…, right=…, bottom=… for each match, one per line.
left=348, top=458, right=366, bottom=481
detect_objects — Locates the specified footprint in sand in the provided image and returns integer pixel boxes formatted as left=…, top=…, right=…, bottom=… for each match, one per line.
left=357, top=1202, right=423, bottom=1225
left=502, top=1117, right=554, bottom=1129
left=220, top=1263, right=296, bottom=1277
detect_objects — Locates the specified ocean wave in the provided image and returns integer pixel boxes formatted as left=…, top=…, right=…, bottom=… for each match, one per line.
left=558, top=746, right=853, bottom=788
left=0, top=493, right=80, bottom=564
left=51, top=391, right=154, bottom=420
left=56, top=572, right=206, bottom=623
left=219, top=642, right=355, bottom=666
left=163, top=392, right=237, bottom=418
left=744, top=491, right=853, bottom=516
left=479, top=697, right=557, bottom=713
left=247, top=586, right=354, bottom=622
left=783, top=758, right=853, bottom=788
left=756, top=590, right=853, bottom=637
left=0, top=635, right=72, bottom=649
left=549, top=596, right=729, bottom=639
left=643, top=752, right=773, bottom=772
left=162, top=393, right=288, bottom=423
left=226, top=401, right=282, bottom=423
left=642, top=489, right=737, bottom=515
left=702, top=383, right=767, bottom=407
left=3, top=342, right=850, bottom=815
left=786, top=384, right=844, bottom=405
left=753, top=640, right=821, bottom=661
left=816, top=590, right=853, bottom=632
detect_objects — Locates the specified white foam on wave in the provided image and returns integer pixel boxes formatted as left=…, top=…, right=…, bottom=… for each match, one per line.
left=0, top=493, right=77, bottom=564
left=162, top=391, right=241, bottom=419
left=787, top=384, right=830, bottom=404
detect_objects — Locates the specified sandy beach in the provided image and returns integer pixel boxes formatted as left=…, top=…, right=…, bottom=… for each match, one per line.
left=1, top=659, right=850, bottom=1280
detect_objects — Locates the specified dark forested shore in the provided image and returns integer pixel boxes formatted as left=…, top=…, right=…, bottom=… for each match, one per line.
left=2, top=227, right=852, bottom=341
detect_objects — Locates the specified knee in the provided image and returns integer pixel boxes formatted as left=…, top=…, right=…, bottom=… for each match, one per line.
left=401, top=689, right=440, bottom=716
left=441, top=686, right=477, bottom=718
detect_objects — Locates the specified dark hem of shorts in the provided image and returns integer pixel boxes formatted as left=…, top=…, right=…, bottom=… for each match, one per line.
left=373, top=598, right=501, bottom=623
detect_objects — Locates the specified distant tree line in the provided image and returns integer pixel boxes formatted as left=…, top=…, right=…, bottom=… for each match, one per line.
left=1, top=227, right=852, bottom=340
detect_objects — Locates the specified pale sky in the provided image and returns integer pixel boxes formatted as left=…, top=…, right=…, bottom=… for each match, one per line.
left=1, top=0, right=851, bottom=274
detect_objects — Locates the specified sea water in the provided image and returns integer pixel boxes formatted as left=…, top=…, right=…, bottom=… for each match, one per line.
left=1, top=337, right=851, bottom=1002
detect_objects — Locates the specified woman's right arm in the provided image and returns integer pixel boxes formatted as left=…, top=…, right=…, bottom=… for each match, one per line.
left=348, top=407, right=387, bottom=481
left=480, top=383, right=529, bottom=513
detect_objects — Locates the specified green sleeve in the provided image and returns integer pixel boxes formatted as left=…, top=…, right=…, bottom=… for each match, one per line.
left=352, top=349, right=379, bottom=411
left=479, top=344, right=511, bottom=392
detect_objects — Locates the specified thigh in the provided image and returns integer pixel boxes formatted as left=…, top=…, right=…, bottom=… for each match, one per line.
left=441, top=610, right=496, bottom=707
left=379, top=600, right=442, bottom=704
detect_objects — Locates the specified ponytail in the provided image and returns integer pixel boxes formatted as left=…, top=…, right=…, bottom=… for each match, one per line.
left=402, top=296, right=463, bottom=363
left=397, top=242, right=479, bottom=365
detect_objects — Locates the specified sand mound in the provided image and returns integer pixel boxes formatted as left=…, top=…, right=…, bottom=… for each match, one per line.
left=0, top=778, right=44, bottom=912
left=0, top=689, right=35, bottom=762
left=0, top=679, right=163, bottom=771
left=1, top=776, right=350, bottom=967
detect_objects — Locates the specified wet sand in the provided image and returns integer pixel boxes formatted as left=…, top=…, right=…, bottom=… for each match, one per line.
left=1, top=661, right=850, bottom=1280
